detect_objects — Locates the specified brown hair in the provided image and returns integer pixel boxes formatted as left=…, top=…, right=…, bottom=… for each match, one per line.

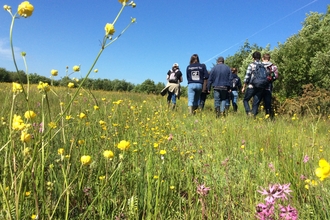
left=263, top=53, right=271, bottom=61
left=231, top=67, right=237, bottom=74
left=189, top=54, right=200, bottom=64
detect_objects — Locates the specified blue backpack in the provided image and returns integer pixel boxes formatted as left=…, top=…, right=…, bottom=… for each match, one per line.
left=250, top=62, right=268, bottom=88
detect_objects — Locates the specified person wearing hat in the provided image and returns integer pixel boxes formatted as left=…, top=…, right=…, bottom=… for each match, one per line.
left=160, top=63, right=183, bottom=110
left=207, top=56, right=232, bottom=118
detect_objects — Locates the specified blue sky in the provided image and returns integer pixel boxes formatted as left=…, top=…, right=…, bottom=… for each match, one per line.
left=0, top=0, right=327, bottom=86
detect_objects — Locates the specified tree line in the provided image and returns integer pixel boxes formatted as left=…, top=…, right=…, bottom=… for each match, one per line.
left=1, top=5, right=329, bottom=100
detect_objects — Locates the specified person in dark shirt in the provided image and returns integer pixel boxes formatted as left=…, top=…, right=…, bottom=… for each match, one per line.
left=186, top=54, right=209, bottom=114
left=207, top=57, right=231, bottom=118
left=226, top=67, right=242, bottom=112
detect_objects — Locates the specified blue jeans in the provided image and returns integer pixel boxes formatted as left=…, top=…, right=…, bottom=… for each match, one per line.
left=214, top=89, right=227, bottom=113
left=243, top=87, right=264, bottom=115
left=188, top=83, right=202, bottom=107
left=167, top=92, right=176, bottom=104
left=226, top=90, right=238, bottom=108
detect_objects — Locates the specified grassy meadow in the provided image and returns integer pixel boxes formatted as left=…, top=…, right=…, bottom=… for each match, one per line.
left=1, top=82, right=330, bottom=219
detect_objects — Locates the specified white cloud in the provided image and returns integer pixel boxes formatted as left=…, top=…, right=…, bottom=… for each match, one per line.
left=0, top=38, right=21, bottom=61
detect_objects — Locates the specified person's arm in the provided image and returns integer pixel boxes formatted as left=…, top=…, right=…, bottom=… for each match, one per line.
left=242, top=64, right=252, bottom=93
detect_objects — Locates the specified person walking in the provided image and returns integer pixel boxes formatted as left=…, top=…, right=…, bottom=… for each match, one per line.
left=161, top=63, right=183, bottom=110
left=198, top=71, right=210, bottom=110
left=241, top=51, right=265, bottom=117
left=186, top=54, right=208, bottom=114
left=226, top=67, right=242, bottom=112
left=262, top=53, right=278, bottom=119
left=207, top=56, right=232, bottom=118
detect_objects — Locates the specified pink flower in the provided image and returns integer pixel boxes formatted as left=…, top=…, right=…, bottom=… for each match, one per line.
left=279, top=204, right=298, bottom=220
left=303, top=155, right=309, bottom=163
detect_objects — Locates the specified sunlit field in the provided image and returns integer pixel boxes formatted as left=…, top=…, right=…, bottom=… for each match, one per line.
left=1, top=82, right=330, bottom=219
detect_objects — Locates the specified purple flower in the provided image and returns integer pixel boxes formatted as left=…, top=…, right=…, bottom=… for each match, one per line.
left=279, top=204, right=298, bottom=220
left=256, top=202, right=275, bottom=220
left=258, top=183, right=292, bottom=203
left=196, top=184, right=211, bottom=196
left=303, top=155, right=309, bottom=163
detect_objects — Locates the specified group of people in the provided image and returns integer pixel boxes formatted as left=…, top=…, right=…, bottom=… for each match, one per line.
left=161, top=51, right=278, bottom=118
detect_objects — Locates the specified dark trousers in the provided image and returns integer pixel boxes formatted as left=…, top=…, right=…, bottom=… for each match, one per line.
left=263, top=89, right=273, bottom=116
left=243, top=87, right=264, bottom=115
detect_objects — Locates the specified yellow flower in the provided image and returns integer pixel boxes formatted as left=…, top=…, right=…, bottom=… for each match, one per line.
left=117, top=140, right=130, bottom=151
left=80, top=155, right=92, bottom=165
left=118, top=0, right=129, bottom=4
left=68, top=82, right=75, bottom=88
left=154, top=175, right=159, bottom=179
left=23, top=147, right=31, bottom=156
left=25, top=191, right=31, bottom=196
left=51, top=69, right=58, bottom=76
left=58, top=148, right=64, bottom=155
left=103, top=150, right=114, bottom=159
left=102, top=98, right=106, bottom=101
left=37, top=81, right=50, bottom=93
left=94, top=105, right=99, bottom=110
left=21, top=131, right=31, bottom=143
left=17, top=1, right=34, bottom=18
left=12, top=114, right=26, bottom=130
left=99, top=175, right=106, bottom=180
left=315, top=158, right=330, bottom=181
left=12, top=82, right=23, bottom=94
left=153, top=143, right=159, bottom=148
left=24, top=110, right=36, bottom=119
left=105, top=23, right=115, bottom=36
left=94, top=69, right=98, bottom=73
left=65, top=115, right=72, bottom=120
left=170, top=186, right=175, bottom=190
left=48, top=121, right=57, bottom=129
left=159, top=150, right=166, bottom=155
left=31, top=214, right=37, bottom=219
left=79, top=112, right=86, bottom=119
left=73, top=65, right=80, bottom=72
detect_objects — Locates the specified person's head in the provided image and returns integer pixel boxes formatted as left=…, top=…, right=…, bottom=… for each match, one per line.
left=263, top=53, right=271, bottom=61
left=252, top=51, right=261, bottom=60
left=172, top=63, right=179, bottom=70
left=190, top=54, right=200, bottom=64
left=217, top=56, right=224, bottom=64
left=231, top=67, right=237, bottom=74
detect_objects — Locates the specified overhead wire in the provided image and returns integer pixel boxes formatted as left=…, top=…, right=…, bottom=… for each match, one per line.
left=202, top=0, right=318, bottom=64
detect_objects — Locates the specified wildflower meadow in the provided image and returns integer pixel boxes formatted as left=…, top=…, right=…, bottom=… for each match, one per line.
left=1, top=1, right=330, bottom=220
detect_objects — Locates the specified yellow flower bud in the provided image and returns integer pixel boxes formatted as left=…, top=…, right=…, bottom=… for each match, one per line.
left=105, top=23, right=115, bottom=36
left=21, top=52, right=26, bottom=56
left=17, top=1, right=34, bottom=18
left=24, top=110, right=36, bottom=119
left=73, top=65, right=80, bottom=72
left=94, top=69, right=98, bottom=73
left=58, top=148, right=64, bottom=155
left=51, top=69, right=58, bottom=76
left=3, top=5, right=11, bottom=11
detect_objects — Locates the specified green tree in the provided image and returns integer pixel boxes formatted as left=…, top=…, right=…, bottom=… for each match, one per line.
left=272, top=6, right=330, bottom=98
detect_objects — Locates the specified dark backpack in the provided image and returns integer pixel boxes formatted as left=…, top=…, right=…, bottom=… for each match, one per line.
left=168, top=70, right=178, bottom=83
left=250, top=62, right=268, bottom=88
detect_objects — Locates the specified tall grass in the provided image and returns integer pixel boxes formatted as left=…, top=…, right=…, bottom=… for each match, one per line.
left=1, top=83, right=330, bottom=219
